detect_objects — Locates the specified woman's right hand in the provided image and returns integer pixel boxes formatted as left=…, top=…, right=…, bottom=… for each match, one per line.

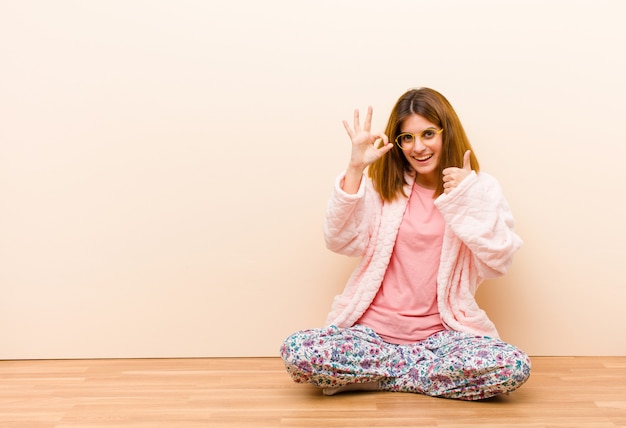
left=343, top=106, right=393, bottom=171
left=339, top=106, right=393, bottom=194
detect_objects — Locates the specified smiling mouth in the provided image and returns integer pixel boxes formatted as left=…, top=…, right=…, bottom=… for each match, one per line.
left=412, top=154, right=433, bottom=162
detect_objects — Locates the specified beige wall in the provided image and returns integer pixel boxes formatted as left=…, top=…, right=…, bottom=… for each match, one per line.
left=1, top=0, right=625, bottom=359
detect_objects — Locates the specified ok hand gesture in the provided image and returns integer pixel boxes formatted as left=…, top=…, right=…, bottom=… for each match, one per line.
left=343, top=106, right=393, bottom=171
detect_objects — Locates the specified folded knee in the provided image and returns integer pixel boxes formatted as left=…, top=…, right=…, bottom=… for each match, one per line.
left=510, top=351, right=532, bottom=384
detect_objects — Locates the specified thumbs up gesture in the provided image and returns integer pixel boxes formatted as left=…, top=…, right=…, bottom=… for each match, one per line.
left=442, top=150, right=473, bottom=194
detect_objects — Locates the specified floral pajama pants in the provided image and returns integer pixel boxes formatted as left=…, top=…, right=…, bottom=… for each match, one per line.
left=280, top=325, right=531, bottom=401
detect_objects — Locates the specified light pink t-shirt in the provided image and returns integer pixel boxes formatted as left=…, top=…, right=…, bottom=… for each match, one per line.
left=356, top=183, right=446, bottom=344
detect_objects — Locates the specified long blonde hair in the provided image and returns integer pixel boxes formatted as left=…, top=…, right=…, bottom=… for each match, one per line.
left=368, top=87, right=479, bottom=201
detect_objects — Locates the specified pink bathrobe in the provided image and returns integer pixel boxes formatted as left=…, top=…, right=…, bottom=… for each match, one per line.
left=323, top=170, right=522, bottom=339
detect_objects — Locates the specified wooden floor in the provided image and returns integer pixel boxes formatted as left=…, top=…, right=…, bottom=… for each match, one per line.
left=1, top=357, right=625, bottom=428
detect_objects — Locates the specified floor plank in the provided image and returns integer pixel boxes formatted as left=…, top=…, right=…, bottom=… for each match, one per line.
left=1, top=357, right=625, bottom=427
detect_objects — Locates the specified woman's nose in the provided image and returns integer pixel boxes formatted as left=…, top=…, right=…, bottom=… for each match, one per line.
left=411, top=138, right=427, bottom=152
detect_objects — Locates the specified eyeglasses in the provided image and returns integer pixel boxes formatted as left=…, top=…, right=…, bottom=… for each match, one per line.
left=394, top=128, right=444, bottom=150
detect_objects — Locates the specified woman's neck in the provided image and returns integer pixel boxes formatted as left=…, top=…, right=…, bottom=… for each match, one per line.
left=415, top=174, right=436, bottom=190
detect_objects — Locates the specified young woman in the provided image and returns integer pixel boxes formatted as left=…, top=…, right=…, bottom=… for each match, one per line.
left=280, top=87, right=531, bottom=400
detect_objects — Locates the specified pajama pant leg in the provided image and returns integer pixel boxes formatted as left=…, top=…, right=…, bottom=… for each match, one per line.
left=381, top=330, right=532, bottom=400
left=280, top=326, right=531, bottom=400
left=279, top=325, right=395, bottom=388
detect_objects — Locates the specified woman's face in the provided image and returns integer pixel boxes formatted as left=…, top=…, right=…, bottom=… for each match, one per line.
left=398, top=114, right=443, bottom=189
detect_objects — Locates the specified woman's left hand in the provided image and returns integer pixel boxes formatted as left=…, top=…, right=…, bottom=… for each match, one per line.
left=442, top=150, right=472, bottom=194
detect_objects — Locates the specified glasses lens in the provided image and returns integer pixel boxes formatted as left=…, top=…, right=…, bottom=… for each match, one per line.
left=396, top=133, right=415, bottom=149
left=421, top=128, right=438, bottom=141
